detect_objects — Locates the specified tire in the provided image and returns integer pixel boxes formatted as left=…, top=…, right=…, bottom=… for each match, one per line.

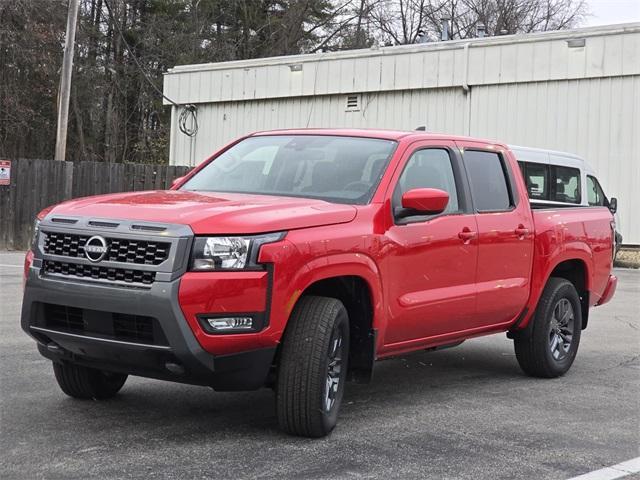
left=514, top=278, right=582, bottom=378
left=276, top=295, right=349, bottom=438
left=53, top=362, right=127, bottom=399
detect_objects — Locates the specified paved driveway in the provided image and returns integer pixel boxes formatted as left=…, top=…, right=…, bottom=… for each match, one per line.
left=1, top=251, right=638, bottom=479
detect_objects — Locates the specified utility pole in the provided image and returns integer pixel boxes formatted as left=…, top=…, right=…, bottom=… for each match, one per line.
left=54, top=0, right=81, bottom=161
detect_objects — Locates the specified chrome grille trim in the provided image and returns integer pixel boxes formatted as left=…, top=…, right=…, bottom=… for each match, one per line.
left=30, top=326, right=172, bottom=351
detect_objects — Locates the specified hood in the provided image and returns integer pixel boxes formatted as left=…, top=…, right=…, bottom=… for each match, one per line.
left=46, top=190, right=357, bottom=234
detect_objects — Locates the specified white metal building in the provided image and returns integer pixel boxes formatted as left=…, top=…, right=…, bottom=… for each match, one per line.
left=164, top=23, right=640, bottom=244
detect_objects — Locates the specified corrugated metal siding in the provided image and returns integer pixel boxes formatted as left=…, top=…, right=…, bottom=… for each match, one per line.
left=164, top=24, right=640, bottom=104
left=469, top=75, right=640, bottom=245
left=170, top=88, right=467, bottom=166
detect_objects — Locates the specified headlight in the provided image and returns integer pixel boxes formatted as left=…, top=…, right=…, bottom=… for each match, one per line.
left=190, top=232, right=285, bottom=271
left=31, top=219, right=41, bottom=249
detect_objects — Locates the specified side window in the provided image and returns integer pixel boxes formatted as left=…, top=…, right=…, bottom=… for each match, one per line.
left=551, top=165, right=581, bottom=204
left=393, top=148, right=459, bottom=221
left=587, top=175, right=607, bottom=206
left=464, top=150, right=513, bottom=212
left=522, top=162, right=549, bottom=200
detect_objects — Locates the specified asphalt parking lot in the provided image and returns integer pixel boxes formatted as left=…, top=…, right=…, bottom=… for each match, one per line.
left=1, top=250, right=638, bottom=479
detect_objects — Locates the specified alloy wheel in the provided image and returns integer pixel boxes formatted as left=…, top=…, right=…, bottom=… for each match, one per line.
left=549, top=298, right=575, bottom=361
left=325, top=326, right=344, bottom=413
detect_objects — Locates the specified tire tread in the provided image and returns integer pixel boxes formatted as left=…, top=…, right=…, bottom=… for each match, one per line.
left=276, top=295, right=348, bottom=437
left=53, top=362, right=127, bottom=399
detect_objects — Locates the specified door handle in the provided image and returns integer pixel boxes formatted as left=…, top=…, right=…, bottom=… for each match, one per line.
left=515, top=225, right=529, bottom=238
left=458, top=228, right=477, bottom=243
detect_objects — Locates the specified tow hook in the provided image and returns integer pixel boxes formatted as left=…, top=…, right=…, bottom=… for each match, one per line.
left=165, top=362, right=185, bottom=375
left=46, top=342, right=64, bottom=354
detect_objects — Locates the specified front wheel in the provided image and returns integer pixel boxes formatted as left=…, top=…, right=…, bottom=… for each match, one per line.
left=276, top=295, right=349, bottom=438
left=514, top=278, right=582, bottom=378
left=53, top=362, right=127, bottom=399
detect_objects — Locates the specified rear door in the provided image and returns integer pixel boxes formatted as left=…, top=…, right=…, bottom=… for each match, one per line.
left=457, top=141, right=534, bottom=327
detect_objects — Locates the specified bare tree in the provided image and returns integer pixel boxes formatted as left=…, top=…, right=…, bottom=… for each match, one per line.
left=366, top=0, right=587, bottom=44
left=369, top=0, right=442, bottom=45
left=0, top=0, right=588, bottom=164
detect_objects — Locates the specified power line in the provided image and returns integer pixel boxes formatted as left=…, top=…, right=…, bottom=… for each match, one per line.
left=101, top=0, right=197, bottom=137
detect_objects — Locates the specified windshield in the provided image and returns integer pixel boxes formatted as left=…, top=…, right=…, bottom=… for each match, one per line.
left=180, top=135, right=397, bottom=205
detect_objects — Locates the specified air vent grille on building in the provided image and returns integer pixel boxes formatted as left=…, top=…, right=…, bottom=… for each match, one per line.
left=345, top=95, right=360, bottom=111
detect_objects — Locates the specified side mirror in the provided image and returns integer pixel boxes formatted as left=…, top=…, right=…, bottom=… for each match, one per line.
left=401, top=188, right=449, bottom=215
left=171, top=176, right=186, bottom=189
left=608, top=197, right=617, bottom=214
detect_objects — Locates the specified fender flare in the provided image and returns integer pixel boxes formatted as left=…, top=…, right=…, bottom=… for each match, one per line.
left=287, top=253, right=384, bottom=326
left=516, top=246, right=593, bottom=331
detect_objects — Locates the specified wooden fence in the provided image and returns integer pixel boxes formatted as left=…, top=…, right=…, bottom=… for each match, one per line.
left=0, top=159, right=191, bottom=250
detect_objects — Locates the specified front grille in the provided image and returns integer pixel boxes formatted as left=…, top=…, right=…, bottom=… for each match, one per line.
left=43, top=231, right=170, bottom=265
left=113, top=313, right=155, bottom=343
left=46, top=304, right=84, bottom=331
left=42, top=260, right=156, bottom=286
left=42, top=303, right=168, bottom=346
left=44, top=232, right=87, bottom=258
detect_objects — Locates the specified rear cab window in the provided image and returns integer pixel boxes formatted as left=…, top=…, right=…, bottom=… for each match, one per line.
left=518, top=161, right=581, bottom=204
left=587, top=175, right=607, bottom=206
left=464, top=150, right=514, bottom=212
left=551, top=165, right=581, bottom=204
left=519, top=162, right=549, bottom=200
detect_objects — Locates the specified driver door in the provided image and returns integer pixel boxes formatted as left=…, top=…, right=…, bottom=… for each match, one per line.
left=383, top=141, right=478, bottom=347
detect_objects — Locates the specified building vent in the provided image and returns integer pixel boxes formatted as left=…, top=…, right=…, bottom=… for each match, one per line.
left=345, top=95, right=360, bottom=112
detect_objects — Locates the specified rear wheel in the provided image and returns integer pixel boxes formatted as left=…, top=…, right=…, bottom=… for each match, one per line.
left=53, top=362, right=127, bottom=399
left=276, top=295, right=349, bottom=438
left=514, top=278, right=582, bottom=378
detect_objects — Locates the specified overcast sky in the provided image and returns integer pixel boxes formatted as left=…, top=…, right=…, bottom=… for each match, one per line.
left=583, top=0, right=640, bottom=26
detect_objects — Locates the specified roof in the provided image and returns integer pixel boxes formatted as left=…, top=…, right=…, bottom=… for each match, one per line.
left=249, top=128, right=501, bottom=145
left=163, top=22, right=640, bottom=106
left=509, top=144, right=596, bottom=174
left=509, top=144, right=583, bottom=161
left=250, top=128, right=412, bottom=141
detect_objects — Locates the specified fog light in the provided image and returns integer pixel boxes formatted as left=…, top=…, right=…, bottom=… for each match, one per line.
left=206, top=317, right=254, bottom=332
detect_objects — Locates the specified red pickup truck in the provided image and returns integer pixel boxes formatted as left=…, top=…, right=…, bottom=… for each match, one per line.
left=21, top=129, right=617, bottom=437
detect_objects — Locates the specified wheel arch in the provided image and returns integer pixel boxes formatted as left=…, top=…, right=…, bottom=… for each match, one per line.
left=515, top=250, right=593, bottom=334
left=278, top=256, right=383, bottom=384
left=523, top=255, right=591, bottom=332
left=302, top=275, right=376, bottom=383
left=547, top=259, right=590, bottom=329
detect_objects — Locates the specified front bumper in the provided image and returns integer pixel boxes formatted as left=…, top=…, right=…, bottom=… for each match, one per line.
left=21, top=268, right=276, bottom=391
